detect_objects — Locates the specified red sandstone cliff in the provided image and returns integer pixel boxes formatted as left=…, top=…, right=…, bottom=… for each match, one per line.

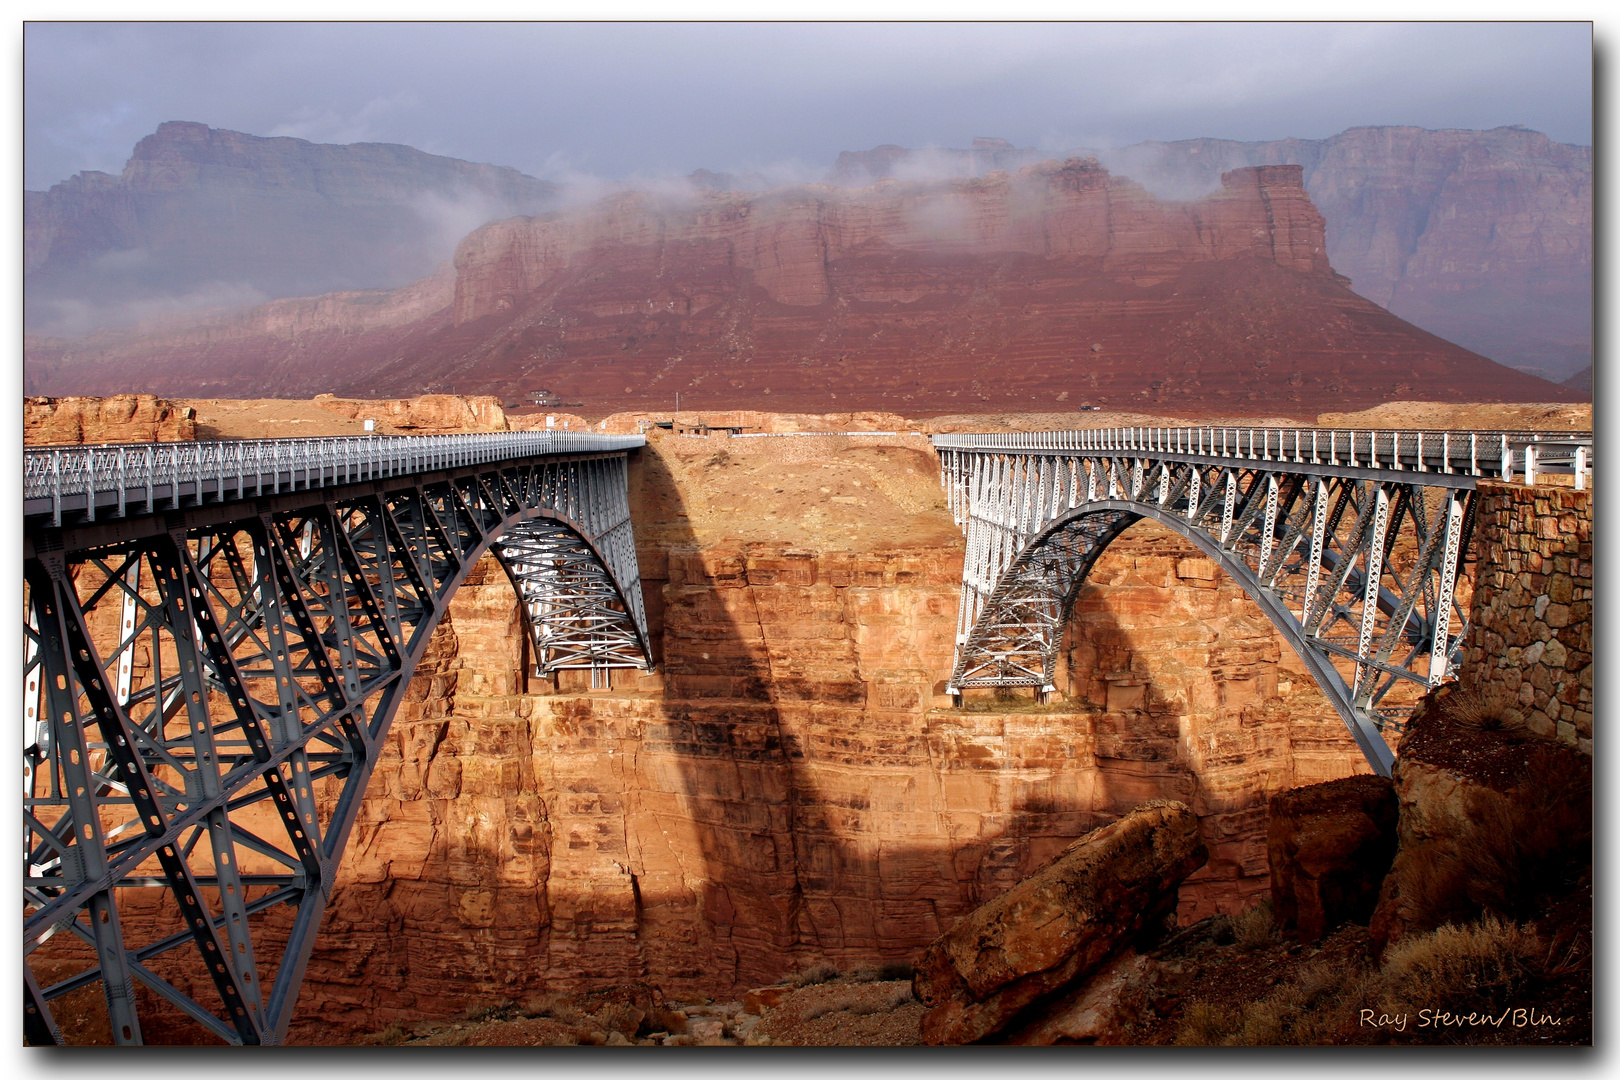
left=25, top=160, right=1578, bottom=415
left=267, top=431, right=1373, bottom=1040
left=23, top=393, right=197, bottom=444
left=832, top=127, right=1593, bottom=382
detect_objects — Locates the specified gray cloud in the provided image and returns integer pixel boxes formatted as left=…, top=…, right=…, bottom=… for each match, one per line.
left=25, top=22, right=1593, bottom=191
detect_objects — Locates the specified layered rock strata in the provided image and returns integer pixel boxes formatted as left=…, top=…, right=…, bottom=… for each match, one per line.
left=23, top=393, right=197, bottom=444
left=831, top=126, right=1594, bottom=380
left=27, top=161, right=1579, bottom=414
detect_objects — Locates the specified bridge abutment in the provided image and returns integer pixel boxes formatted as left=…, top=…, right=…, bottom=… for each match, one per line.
left=1457, top=480, right=1593, bottom=752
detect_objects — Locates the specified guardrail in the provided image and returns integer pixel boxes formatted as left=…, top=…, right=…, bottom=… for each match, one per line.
left=24, top=431, right=647, bottom=526
left=932, top=427, right=1593, bottom=488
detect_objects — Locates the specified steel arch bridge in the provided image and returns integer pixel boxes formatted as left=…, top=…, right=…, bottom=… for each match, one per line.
left=933, top=426, right=1593, bottom=776
left=23, top=432, right=653, bottom=1045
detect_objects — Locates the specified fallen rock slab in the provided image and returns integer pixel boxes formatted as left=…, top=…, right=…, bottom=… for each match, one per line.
left=912, top=800, right=1207, bottom=1044
left=1001, top=949, right=1151, bottom=1045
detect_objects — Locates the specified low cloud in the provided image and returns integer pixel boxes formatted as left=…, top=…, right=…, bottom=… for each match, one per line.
left=29, top=281, right=270, bottom=340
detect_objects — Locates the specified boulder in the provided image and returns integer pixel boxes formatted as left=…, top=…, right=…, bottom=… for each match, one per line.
left=742, top=985, right=793, bottom=1015
left=1369, top=687, right=1592, bottom=954
left=1000, top=950, right=1151, bottom=1045
left=912, top=800, right=1206, bottom=1045
left=1268, top=774, right=1397, bottom=942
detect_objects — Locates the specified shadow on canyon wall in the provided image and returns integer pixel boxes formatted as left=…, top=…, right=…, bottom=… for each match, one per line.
left=272, top=441, right=1375, bottom=1043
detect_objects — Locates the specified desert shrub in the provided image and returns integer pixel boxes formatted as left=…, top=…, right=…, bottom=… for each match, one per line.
left=1172, top=961, right=1370, bottom=1046
left=1176, top=917, right=1550, bottom=1046
left=789, top=963, right=842, bottom=988
left=1448, top=687, right=1529, bottom=734
left=863, top=982, right=916, bottom=1013
left=519, top=993, right=584, bottom=1024
left=1231, top=898, right=1277, bottom=950
left=358, top=1022, right=410, bottom=1046
left=849, top=961, right=915, bottom=983
left=801, top=982, right=915, bottom=1021
left=1372, top=916, right=1544, bottom=1023
left=463, top=999, right=514, bottom=1022
left=593, top=1002, right=648, bottom=1036
left=1173, top=1001, right=1241, bottom=1046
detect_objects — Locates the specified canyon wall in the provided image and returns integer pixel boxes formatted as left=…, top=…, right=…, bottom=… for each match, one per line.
left=448, top=161, right=1336, bottom=322
left=281, top=432, right=1370, bottom=1042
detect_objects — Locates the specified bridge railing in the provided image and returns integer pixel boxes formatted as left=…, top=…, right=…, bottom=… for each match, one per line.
left=931, top=427, right=1593, bottom=487
left=24, top=431, right=647, bottom=526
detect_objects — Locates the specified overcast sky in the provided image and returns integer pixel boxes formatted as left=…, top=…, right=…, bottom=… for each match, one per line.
left=23, top=21, right=1594, bottom=191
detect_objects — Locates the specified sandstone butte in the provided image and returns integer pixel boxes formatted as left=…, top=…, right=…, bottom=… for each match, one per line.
left=24, top=160, right=1583, bottom=416
left=829, top=127, right=1594, bottom=383
left=26, top=397, right=1445, bottom=1045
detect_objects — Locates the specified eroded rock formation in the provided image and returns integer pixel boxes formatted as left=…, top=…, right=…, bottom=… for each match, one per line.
left=23, top=393, right=197, bottom=444
left=1367, top=687, right=1592, bottom=955
left=830, top=126, right=1594, bottom=381
left=1267, top=775, right=1397, bottom=943
left=26, top=160, right=1579, bottom=414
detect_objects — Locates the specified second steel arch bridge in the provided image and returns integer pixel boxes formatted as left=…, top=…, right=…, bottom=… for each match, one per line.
left=933, top=426, right=1593, bottom=776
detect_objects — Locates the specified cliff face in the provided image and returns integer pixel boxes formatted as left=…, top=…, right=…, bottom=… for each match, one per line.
left=276, top=431, right=1369, bottom=1042
left=449, top=161, right=1334, bottom=321
left=25, top=122, right=555, bottom=337
left=831, top=127, right=1593, bottom=381
left=26, top=160, right=1580, bottom=414
left=23, top=393, right=197, bottom=444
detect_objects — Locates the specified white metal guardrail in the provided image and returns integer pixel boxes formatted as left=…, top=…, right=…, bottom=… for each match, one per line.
left=24, top=431, right=647, bottom=526
left=932, top=427, right=1593, bottom=488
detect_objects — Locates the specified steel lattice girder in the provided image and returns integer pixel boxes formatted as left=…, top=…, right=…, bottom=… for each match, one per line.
left=935, top=442, right=1495, bottom=777
left=23, top=451, right=651, bottom=1045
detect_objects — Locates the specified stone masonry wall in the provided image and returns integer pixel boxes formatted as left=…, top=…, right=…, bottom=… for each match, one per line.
left=1456, top=480, right=1593, bottom=752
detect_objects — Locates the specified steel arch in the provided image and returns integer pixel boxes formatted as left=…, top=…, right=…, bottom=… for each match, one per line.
left=960, top=499, right=1403, bottom=773
left=23, top=439, right=652, bottom=1046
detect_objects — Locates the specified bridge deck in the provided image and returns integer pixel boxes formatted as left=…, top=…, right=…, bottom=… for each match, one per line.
left=933, top=425, right=1593, bottom=489
left=25, top=431, right=647, bottom=526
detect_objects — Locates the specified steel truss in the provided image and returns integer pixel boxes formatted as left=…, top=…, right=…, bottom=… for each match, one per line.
left=23, top=443, right=651, bottom=1045
left=931, top=426, right=1591, bottom=776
